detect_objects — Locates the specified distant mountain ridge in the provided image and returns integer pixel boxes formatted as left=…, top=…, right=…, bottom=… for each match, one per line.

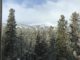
left=2, top=23, right=58, bottom=31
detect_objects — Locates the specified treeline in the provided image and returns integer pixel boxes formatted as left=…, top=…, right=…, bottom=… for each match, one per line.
left=1, top=8, right=80, bottom=60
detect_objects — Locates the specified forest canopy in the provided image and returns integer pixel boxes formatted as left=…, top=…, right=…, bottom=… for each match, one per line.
left=2, top=8, right=80, bottom=60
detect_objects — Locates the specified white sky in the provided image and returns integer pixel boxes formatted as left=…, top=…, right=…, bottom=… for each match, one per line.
left=2, top=0, right=80, bottom=26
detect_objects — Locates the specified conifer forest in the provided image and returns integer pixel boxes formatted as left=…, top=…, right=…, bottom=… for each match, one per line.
left=1, top=8, right=80, bottom=60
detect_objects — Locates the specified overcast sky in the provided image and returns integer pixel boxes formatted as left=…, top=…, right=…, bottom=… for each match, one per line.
left=2, top=0, right=80, bottom=26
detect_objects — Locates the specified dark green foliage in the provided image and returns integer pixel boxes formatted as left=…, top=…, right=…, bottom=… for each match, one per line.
left=56, top=15, right=71, bottom=60
left=3, top=8, right=17, bottom=60
left=2, top=9, right=80, bottom=60
left=48, top=26, right=57, bottom=60
left=34, top=31, right=48, bottom=60
left=70, top=12, right=80, bottom=60
left=70, top=12, right=79, bottom=42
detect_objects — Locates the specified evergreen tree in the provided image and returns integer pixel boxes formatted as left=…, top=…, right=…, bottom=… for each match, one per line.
left=16, top=30, right=25, bottom=60
left=70, top=12, right=80, bottom=60
left=3, top=8, right=17, bottom=60
left=48, top=26, right=57, bottom=60
left=34, top=30, right=47, bottom=60
left=56, top=15, right=69, bottom=60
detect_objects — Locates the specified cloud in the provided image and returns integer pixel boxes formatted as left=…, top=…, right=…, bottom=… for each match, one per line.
left=2, top=0, right=80, bottom=26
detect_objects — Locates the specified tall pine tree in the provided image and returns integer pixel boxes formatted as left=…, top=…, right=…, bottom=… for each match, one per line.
left=3, top=8, right=17, bottom=60
left=56, top=15, right=69, bottom=60
left=34, top=30, right=48, bottom=60
left=48, top=26, right=57, bottom=60
left=70, top=12, right=80, bottom=60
